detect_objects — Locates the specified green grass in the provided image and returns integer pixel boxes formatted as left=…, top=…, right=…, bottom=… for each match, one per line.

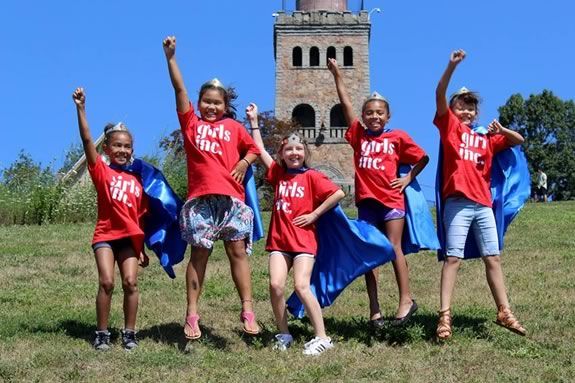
left=0, top=202, right=574, bottom=382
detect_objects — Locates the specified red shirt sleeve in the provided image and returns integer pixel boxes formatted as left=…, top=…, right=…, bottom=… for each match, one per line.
left=397, top=131, right=426, bottom=164
left=177, top=102, right=198, bottom=134
left=265, top=161, right=282, bottom=186
left=237, top=124, right=261, bottom=156
left=310, top=170, right=340, bottom=207
left=344, top=118, right=363, bottom=149
left=490, top=134, right=512, bottom=154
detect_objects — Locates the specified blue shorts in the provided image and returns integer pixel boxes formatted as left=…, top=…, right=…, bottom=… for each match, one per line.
left=357, top=199, right=405, bottom=230
left=179, top=195, right=254, bottom=255
left=443, top=197, right=500, bottom=258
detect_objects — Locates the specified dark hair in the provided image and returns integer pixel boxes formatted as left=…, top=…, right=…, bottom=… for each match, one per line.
left=449, top=92, right=481, bottom=113
left=362, top=98, right=391, bottom=116
left=276, top=131, right=312, bottom=169
left=103, top=122, right=133, bottom=146
left=198, top=83, right=238, bottom=120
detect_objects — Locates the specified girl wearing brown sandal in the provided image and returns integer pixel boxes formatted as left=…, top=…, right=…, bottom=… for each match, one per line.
left=434, top=50, right=526, bottom=340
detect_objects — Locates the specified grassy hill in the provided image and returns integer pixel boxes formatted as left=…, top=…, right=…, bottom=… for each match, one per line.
left=0, top=202, right=573, bottom=382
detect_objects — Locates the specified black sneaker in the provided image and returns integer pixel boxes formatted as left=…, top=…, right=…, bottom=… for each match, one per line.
left=93, top=330, right=111, bottom=351
left=121, top=329, right=138, bottom=351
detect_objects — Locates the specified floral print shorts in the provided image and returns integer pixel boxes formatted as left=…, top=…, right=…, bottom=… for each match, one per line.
left=179, top=195, right=254, bottom=255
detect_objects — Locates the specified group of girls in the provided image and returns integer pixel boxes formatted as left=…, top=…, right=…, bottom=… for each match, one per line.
left=72, top=36, right=526, bottom=355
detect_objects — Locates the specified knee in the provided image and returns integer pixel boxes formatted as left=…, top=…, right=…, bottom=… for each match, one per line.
left=445, top=257, right=461, bottom=267
left=122, top=277, right=138, bottom=294
left=483, top=255, right=501, bottom=267
left=99, top=279, right=114, bottom=295
left=269, top=280, right=286, bottom=297
left=294, top=281, right=311, bottom=296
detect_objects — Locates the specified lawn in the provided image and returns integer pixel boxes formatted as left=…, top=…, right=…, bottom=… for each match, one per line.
left=0, top=202, right=573, bottom=382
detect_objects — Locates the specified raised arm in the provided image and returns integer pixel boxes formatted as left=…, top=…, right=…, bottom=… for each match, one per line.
left=327, top=58, right=356, bottom=125
left=163, top=36, right=190, bottom=113
left=436, top=49, right=466, bottom=117
left=72, top=88, right=99, bottom=166
left=246, top=103, right=274, bottom=169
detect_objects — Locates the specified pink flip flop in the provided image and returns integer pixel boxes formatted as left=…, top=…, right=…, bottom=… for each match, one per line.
left=185, top=314, right=201, bottom=340
left=240, top=311, right=260, bottom=335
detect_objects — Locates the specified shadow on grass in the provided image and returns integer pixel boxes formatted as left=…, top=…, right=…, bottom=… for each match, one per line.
left=139, top=322, right=230, bottom=352
left=323, top=312, right=491, bottom=346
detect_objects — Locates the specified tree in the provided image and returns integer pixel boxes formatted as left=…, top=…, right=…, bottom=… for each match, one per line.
left=498, top=90, right=575, bottom=200
left=1, top=150, right=55, bottom=193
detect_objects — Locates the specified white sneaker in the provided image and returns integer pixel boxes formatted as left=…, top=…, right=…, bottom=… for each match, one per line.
left=272, top=333, right=293, bottom=351
left=302, top=336, right=333, bottom=356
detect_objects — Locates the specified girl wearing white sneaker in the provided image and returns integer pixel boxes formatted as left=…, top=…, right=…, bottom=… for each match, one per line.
left=247, top=104, right=344, bottom=355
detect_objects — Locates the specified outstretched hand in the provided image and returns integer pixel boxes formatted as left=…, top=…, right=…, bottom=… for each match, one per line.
left=450, top=49, right=466, bottom=65
left=246, top=103, right=258, bottom=122
left=327, top=58, right=341, bottom=77
left=163, top=36, right=176, bottom=59
left=72, top=87, right=86, bottom=106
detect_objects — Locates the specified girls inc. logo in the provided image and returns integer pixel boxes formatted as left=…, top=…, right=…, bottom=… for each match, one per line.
left=195, top=123, right=232, bottom=155
left=109, top=175, right=141, bottom=208
left=358, top=139, right=395, bottom=170
left=459, top=131, right=487, bottom=165
left=275, top=181, right=305, bottom=214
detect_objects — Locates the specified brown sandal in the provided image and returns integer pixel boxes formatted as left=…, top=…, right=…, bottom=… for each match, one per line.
left=495, top=306, right=526, bottom=336
left=436, top=309, right=452, bottom=341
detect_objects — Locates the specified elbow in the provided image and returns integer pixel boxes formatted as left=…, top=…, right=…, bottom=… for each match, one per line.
left=335, top=189, right=345, bottom=201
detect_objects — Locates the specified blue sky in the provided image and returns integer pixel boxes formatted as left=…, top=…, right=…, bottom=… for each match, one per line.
left=1, top=0, right=574, bottom=196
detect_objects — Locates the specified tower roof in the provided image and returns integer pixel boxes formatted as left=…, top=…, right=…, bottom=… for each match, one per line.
left=296, top=0, right=347, bottom=11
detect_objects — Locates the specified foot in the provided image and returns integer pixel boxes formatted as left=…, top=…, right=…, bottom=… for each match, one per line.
left=369, top=312, right=386, bottom=329
left=121, top=329, right=138, bottom=351
left=495, top=306, right=526, bottom=336
left=436, top=309, right=452, bottom=341
left=391, top=300, right=418, bottom=326
left=184, top=314, right=201, bottom=340
left=93, top=330, right=111, bottom=351
left=240, top=311, right=261, bottom=335
left=272, top=333, right=293, bottom=351
left=302, top=336, right=333, bottom=356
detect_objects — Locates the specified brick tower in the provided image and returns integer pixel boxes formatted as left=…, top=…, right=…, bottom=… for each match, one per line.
left=273, top=0, right=372, bottom=189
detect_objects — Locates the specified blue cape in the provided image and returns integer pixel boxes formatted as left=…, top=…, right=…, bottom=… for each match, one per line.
left=116, top=159, right=187, bottom=278
left=286, top=175, right=439, bottom=318
left=435, top=145, right=530, bottom=260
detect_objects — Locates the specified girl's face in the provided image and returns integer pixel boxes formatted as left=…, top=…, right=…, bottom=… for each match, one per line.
left=199, top=88, right=226, bottom=122
left=280, top=142, right=306, bottom=169
left=451, top=99, right=477, bottom=125
left=104, top=132, right=133, bottom=166
left=361, top=100, right=390, bottom=132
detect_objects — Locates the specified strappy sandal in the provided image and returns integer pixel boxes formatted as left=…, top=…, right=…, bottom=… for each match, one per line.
left=495, top=305, right=526, bottom=336
left=184, top=314, right=201, bottom=340
left=436, top=309, right=452, bottom=341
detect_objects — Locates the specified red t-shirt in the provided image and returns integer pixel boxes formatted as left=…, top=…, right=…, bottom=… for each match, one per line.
left=88, top=156, right=147, bottom=253
left=434, top=109, right=511, bottom=207
left=265, top=162, right=340, bottom=255
left=345, top=119, right=426, bottom=210
left=178, top=103, right=261, bottom=201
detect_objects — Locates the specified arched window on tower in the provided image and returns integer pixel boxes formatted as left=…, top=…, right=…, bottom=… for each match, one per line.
left=330, top=104, right=346, bottom=127
left=326, top=46, right=336, bottom=61
left=310, top=47, right=320, bottom=67
left=292, top=104, right=316, bottom=128
left=292, top=46, right=302, bottom=67
left=344, top=46, right=353, bottom=66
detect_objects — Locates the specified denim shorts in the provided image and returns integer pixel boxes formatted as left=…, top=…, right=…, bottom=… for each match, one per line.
left=357, top=198, right=406, bottom=230
left=179, top=195, right=254, bottom=255
left=443, top=197, right=500, bottom=258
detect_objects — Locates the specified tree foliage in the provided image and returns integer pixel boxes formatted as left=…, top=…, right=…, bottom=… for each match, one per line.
left=498, top=90, right=575, bottom=200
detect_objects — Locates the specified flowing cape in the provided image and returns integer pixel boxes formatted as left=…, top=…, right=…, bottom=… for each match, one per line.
left=435, top=145, right=530, bottom=260
left=286, top=176, right=439, bottom=318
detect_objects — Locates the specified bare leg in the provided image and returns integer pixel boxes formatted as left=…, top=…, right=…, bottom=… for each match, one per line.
left=384, top=218, right=413, bottom=318
left=224, top=239, right=260, bottom=333
left=184, top=246, right=210, bottom=338
left=117, top=246, right=140, bottom=330
left=364, top=268, right=381, bottom=320
left=269, top=253, right=292, bottom=334
left=94, top=248, right=115, bottom=331
left=482, top=256, right=510, bottom=309
left=439, top=256, right=461, bottom=312
left=293, top=257, right=327, bottom=338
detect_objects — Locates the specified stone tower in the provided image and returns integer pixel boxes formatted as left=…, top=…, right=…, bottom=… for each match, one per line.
left=274, top=0, right=371, bottom=189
